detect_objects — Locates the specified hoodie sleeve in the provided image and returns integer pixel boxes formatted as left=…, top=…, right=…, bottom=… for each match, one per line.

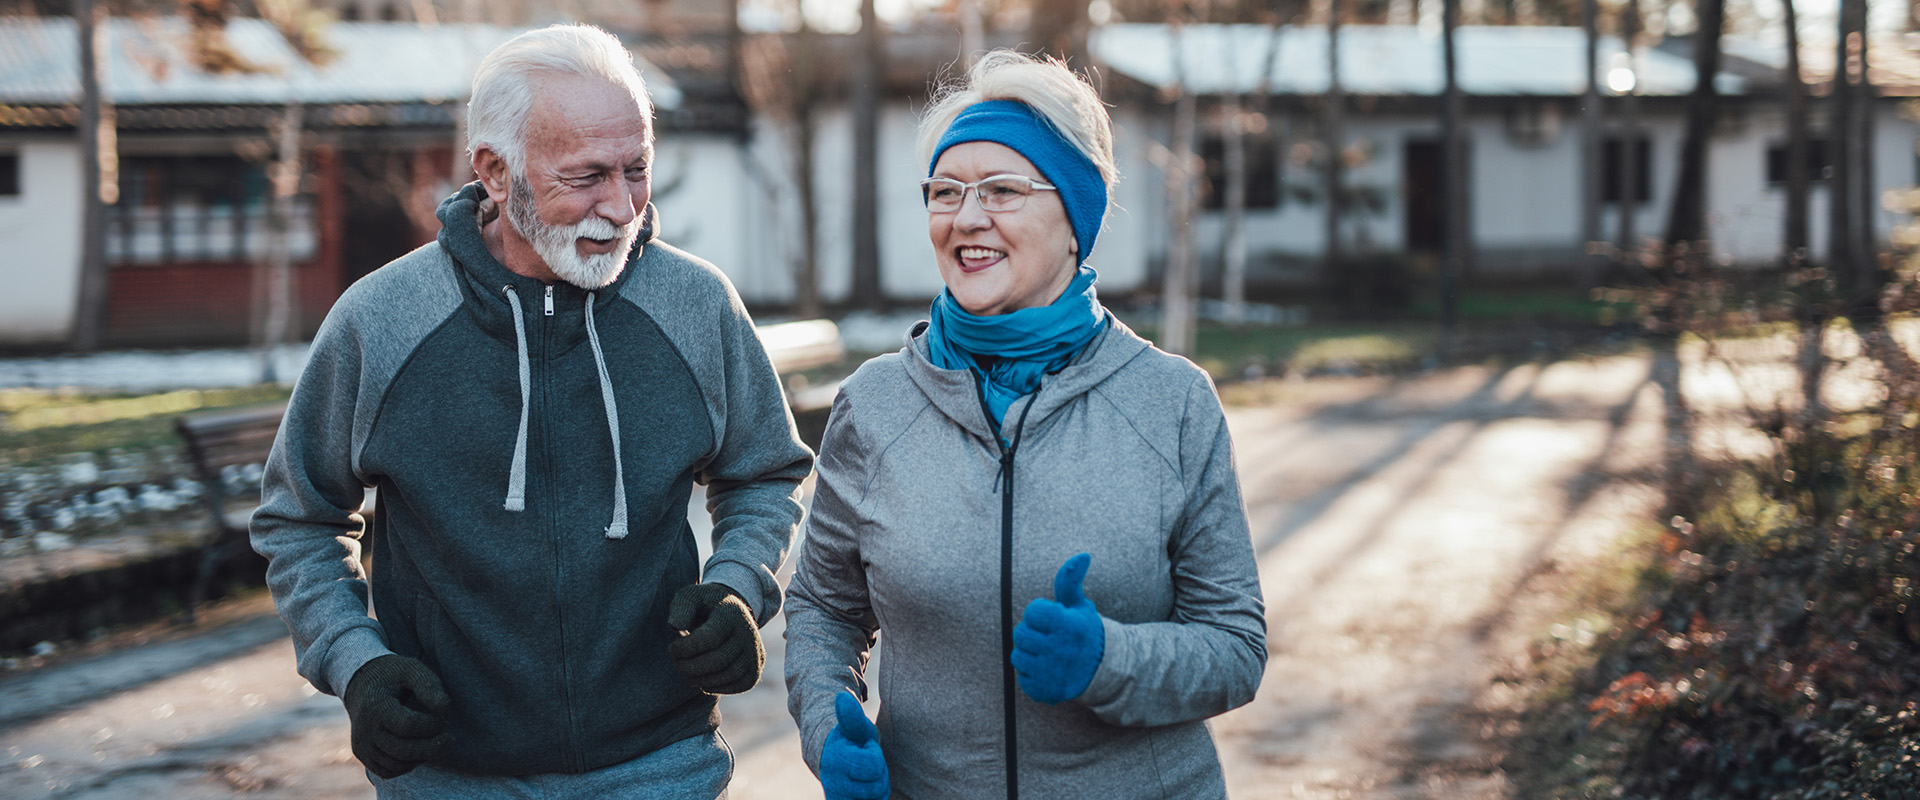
left=782, top=386, right=881, bottom=775
left=1076, top=371, right=1268, bottom=727
left=690, top=274, right=815, bottom=627
left=249, top=310, right=393, bottom=698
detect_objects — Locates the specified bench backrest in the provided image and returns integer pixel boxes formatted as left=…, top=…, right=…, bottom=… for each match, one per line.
left=175, top=402, right=287, bottom=512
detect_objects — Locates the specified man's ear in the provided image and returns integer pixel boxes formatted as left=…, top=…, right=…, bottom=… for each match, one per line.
left=473, top=146, right=511, bottom=205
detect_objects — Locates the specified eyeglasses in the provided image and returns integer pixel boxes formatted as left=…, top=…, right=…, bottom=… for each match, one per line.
left=919, top=174, right=1058, bottom=213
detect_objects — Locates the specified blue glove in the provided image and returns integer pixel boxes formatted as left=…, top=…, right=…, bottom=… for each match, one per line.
left=1011, top=552, right=1106, bottom=704
left=819, top=690, right=889, bottom=800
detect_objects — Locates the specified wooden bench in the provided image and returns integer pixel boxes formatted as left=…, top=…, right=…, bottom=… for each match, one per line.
left=174, top=402, right=289, bottom=621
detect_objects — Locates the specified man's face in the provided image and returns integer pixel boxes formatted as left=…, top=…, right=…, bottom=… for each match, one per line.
left=504, top=74, right=654, bottom=289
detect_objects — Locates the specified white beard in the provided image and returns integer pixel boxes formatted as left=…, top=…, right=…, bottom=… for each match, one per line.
left=506, top=173, right=642, bottom=289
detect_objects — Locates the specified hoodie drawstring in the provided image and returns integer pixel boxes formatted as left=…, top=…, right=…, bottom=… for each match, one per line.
left=500, top=287, right=627, bottom=540
left=583, top=294, right=630, bottom=539
left=502, top=286, right=531, bottom=512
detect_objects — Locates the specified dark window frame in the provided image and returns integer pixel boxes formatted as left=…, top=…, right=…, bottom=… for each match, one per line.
left=0, top=151, right=19, bottom=197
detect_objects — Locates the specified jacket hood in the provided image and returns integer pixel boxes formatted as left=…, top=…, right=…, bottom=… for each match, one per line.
left=901, top=310, right=1151, bottom=444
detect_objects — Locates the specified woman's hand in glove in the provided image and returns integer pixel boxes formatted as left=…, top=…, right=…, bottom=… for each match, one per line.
left=1011, top=552, right=1105, bottom=704
left=819, top=690, right=889, bottom=800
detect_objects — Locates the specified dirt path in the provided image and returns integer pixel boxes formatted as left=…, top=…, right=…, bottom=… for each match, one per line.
left=0, top=351, right=1670, bottom=798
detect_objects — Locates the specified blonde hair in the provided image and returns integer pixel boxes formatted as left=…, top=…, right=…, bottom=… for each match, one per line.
left=468, top=24, right=653, bottom=173
left=917, top=50, right=1118, bottom=195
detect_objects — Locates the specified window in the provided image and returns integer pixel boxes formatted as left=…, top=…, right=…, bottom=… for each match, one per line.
left=0, top=152, right=18, bottom=197
left=106, top=155, right=316, bottom=265
left=1200, top=131, right=1281, bottom=211
left=1602, top=136, right=1652, bottom=204
left=1765, top=139, right=1831, bottom=185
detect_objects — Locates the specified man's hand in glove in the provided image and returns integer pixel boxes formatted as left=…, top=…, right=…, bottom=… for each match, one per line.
left=819, top=690, right=889, bottom=800
left=342, top=654, right=452, bottom=779
left=667, top=582, right=765, bottom=695
left=1012, top=552, right=1106, bottom=704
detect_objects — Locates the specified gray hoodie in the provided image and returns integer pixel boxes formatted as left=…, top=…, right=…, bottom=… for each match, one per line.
left=252, top=184, right=812, bottom=776
left=784, top=315, right=1266, bottom=799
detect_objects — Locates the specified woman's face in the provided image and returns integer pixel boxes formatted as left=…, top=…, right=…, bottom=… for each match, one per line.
left=928, top=141, right=1080, bottom=316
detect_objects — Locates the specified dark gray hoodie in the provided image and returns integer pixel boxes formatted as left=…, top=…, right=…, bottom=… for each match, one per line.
left=252, top=183, right=812, bottom=776
left=785, top=316, right=1266, bottom=799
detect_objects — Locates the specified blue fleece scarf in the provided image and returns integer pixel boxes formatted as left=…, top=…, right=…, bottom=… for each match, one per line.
left=927, top=265, right=1104, bottom=432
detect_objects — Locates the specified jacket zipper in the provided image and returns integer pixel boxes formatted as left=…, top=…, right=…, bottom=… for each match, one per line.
left=981, top=381, right=1039, bottom=800
left=536, top=289, right=580, bottom=770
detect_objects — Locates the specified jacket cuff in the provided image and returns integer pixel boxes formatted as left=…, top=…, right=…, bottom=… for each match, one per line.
left=1080, top=616, right=1131, bottom=707
left=702, top=561, right=773, bottom=626
left=322, top=626, right=394, bottom=698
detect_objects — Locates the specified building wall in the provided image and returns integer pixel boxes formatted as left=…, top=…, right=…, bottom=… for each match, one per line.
left=0, top=138, right=83, bottom=346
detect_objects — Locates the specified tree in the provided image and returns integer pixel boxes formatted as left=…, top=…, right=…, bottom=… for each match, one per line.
left=70, top=0, right=114, bottom=351
left=1321, top=0, right=1344, bottom=290
left=1029, top=0, right=1091, bottom=64
left=739, top=12, right=823, bottom=317
left=1781, top=0, right=1809, bottom=264
left=1439, top=0, right=1462, bottom=354
left=1160, top=11, right=1200, bottom=356
left=849, top=0, right=884, bottom=311
left=1660, top=0, right=1724, bottom=249
left=1579, top=0, right=1602, bottom=286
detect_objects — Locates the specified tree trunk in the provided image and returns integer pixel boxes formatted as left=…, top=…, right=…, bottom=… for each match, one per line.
left=1323, top=0, right=1344, bottom=289
left=793, top=22, right=822, bottom=318
left=1579, top=0, right=1602, bottom=285
left=1661, top=0, right=1722, bottom=250
left=1617, top=0, right=1639, bottom=260
left=72, top=0, right=114, bottom=352
left=849, top=0, right=884, bottom=311
left=1848, top=0, right=1876, bottom=309
left=1827, top=0, right=1852, bottom=280
left=1161, top=20, right=1199, bottom=357
left=1439, top=0, right=1462, bottom=355
left=958, top=0, right=983, bottom=67
left=1782, top=0, right=1809, bottom=262
left=1222, top=94, right=1248, bottom=327
left=256, top=102, right=303, bottom=383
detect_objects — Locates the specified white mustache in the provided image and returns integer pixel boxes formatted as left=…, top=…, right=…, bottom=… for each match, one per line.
left=570, top=213, right=639, bottom=242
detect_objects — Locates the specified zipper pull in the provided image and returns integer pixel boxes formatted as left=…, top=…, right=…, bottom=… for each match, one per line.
left=993, top=448, right=1012, bottom=494
left=544, top=285, right=555, bottom=316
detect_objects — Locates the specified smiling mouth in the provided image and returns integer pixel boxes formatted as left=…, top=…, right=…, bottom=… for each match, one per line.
left=956, top=246, right=1005, bottom=271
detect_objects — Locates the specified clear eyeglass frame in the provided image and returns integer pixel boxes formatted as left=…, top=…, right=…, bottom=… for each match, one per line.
left=919, top=174, right=1059, bottom=213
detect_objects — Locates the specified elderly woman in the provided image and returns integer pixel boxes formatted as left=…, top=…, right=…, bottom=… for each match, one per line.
left=783, top=50, right=1267, bottom=800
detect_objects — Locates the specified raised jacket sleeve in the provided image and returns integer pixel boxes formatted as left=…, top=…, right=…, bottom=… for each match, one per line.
left=249, top=313, right=392, bottom=698
left=1077, top=373, right=1268, bottom=727
left=692, top=288, right=814, bottom=627
left=782, top=387, right=880, bottom=774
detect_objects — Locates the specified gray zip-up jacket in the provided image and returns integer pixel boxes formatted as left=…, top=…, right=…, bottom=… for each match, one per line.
left=784, top=315, right=1266, bottom=799
left=252, top=183, right=812, bottom=776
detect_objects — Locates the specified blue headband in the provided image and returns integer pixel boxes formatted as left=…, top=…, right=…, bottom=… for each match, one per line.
left=930, top=100, right=1106, bottom=265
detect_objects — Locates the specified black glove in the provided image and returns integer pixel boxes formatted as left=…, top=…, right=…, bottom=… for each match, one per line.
left=667, top=583, right=765, bottom=695
left=342, top=654, right=453, bottom=779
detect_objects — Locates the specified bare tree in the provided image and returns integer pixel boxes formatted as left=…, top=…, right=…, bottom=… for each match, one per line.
left=1220, top=3, right=1288, bottom=328
left=1579, top=0, right=1602, bottom=286
left=1439, top=0, right=1462, bottom=354
left=1322, top=0, right=1344, bottom=289
left=1660, top=0, right=1723, bottom=249
left=740, top=19, right=824, bottom=317
left=1617, top=0, right=1640, bottom=260
left=1161, top=13, right=1199, bottom=356
left=1781, top=0, right=1809, bottom=263
left=1030, top=0, right=1092, bottom=64
left=849, top=0, right=884, bottom=311
left=70, top=0, right=114, bottom=351
left=255, top=101, right=303, bottom=383
left=1826, top=0, right=1853, bottom=283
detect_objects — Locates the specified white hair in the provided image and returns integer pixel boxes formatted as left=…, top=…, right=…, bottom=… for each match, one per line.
left=916, top=50, right=1118, bottom=195
left=468, top=24, right=653, bottom=174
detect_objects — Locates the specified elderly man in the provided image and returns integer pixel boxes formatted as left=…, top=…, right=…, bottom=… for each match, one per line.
left=250, top=24, right=813, bottom=797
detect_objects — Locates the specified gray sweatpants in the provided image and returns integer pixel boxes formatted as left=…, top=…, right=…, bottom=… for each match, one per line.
left=369, top=731, right=733, bottom=799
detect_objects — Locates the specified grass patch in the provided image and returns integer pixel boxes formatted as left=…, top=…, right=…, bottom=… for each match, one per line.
left=0, top=385, right=291, bottom=466
left=1126, top=319, right=1440, bottom=382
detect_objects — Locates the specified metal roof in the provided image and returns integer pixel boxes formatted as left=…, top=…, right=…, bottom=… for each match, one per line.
left=0, top=18, right=682, bottom=109
left=1090, top=24, right=1742, bottom=98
